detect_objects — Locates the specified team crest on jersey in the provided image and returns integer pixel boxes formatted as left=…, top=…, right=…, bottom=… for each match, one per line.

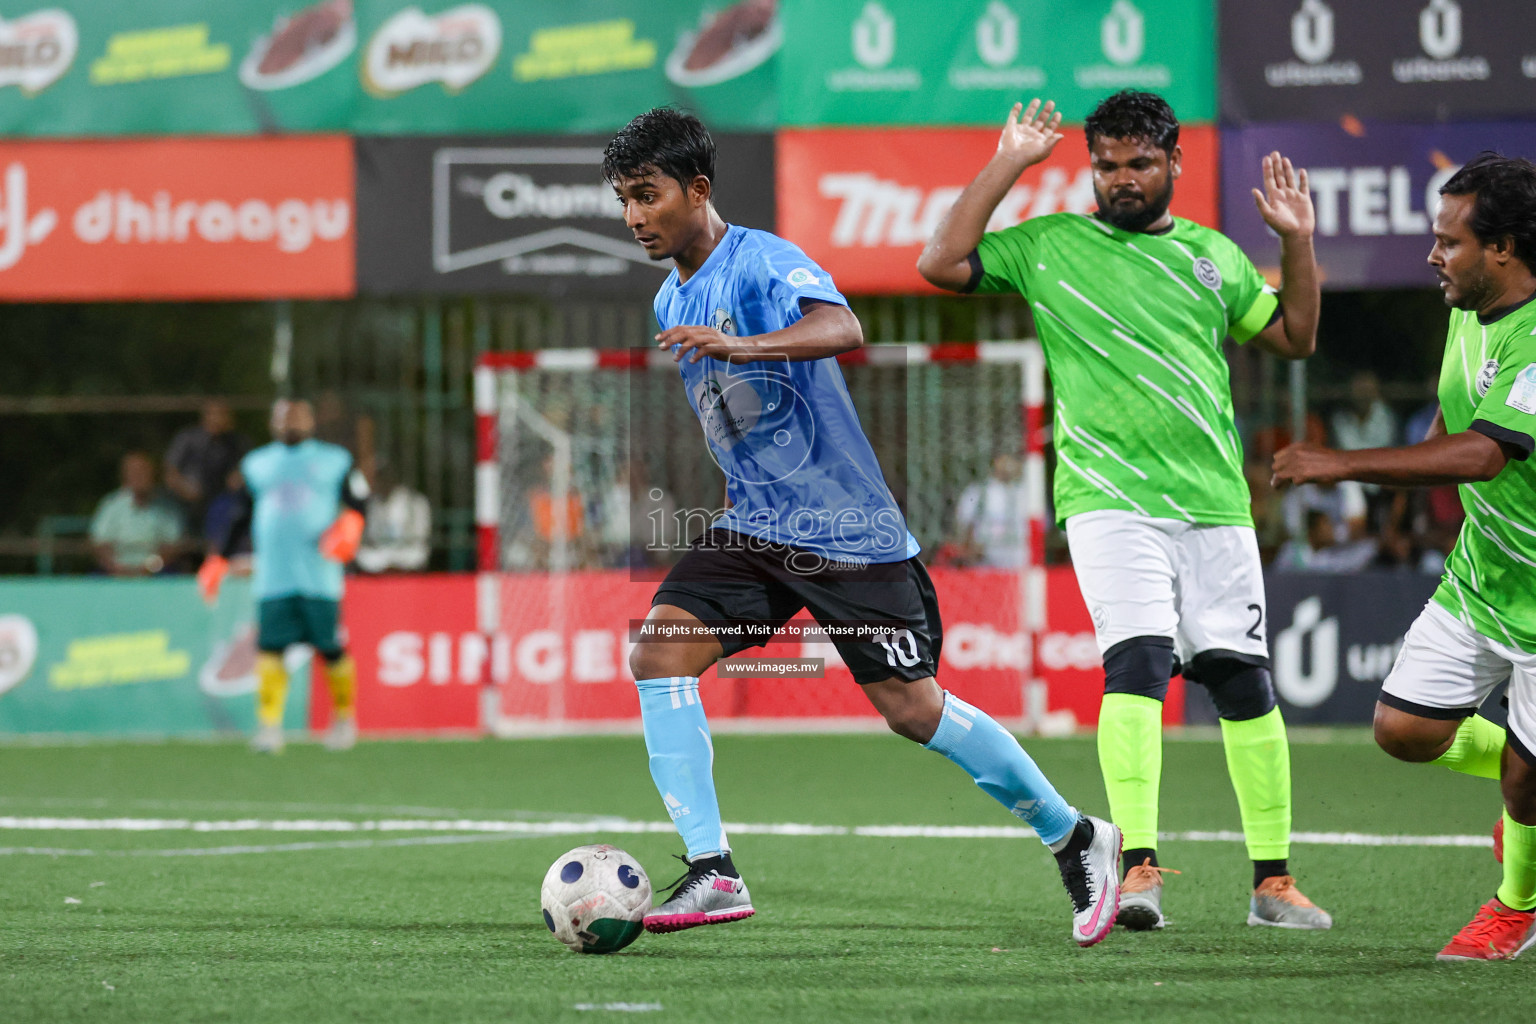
left=1476, top=358, right=1500, bottom=397
left=1507, top=362, right=1536, bottom=414
left=785, top=267, right=819, bottom=288
left=709, top=307, right=737, bottom=335
left=1192, top=257, right=1222, bottom=291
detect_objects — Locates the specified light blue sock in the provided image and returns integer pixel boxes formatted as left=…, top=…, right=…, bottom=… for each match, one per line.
left=924, top=691, right=1080, bottom=847
left=636, top=676, right=728, bottom=859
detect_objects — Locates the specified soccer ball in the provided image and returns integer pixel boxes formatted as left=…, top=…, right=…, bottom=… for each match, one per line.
left=540, top=844, right=652, bottom=953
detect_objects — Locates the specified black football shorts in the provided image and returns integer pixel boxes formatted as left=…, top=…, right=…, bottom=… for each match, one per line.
left=650, top=529, right=943, bottom=684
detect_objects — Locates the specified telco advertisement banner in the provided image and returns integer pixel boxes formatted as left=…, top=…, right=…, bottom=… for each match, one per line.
left=1220, top=0, right=1536, bottom=123
left=0, top=578, right=310, bottom=736
left=777, top=125, right=1219, bottom=295
left=780, top=0, right=1215, bottom=126
left=0, top=136, right=354, bottom=301
left=0, top=0, right=779, bottom=136
left=355, top=134, right=774, bottom=297
left=1220, top=120, right=1536, bottom=289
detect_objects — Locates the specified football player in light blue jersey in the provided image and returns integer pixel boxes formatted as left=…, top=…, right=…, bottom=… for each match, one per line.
left=199, top=399, right=367, bottom=754
left=604, top=108, right=1120, bottom=947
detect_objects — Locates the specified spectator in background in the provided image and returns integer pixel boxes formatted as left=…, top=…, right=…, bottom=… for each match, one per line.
left=1273, top=508, right=1377, bottom=573
left=598, top=460, right=676, bottom=568
left=954, top=453, right=1026, bottom=569
left=164, top=398, right=248, bottom=528
left=1402, top=369, right=1441, bottom=445
left=1331, top=371, right=1399, bottom=451
left=90, top=451, right=185, bottom=575
left=1244, top=460, right=1288, bottom=562
left=203, top=468, right=253, bottom=566
left=314, top=390, right=376, bottom=485
left=1279, top=477, right=1374, bottom=577
left=506, top=455, right=590, bottom=570
left=357, top=463, right=431, bottom=573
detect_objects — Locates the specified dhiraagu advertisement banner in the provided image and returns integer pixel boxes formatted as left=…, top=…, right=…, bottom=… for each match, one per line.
left=0, top=578, right=310, bottom=736
left=0, top=1, right=780, bottom=136
left=778, top=0, right=1215, bottom=126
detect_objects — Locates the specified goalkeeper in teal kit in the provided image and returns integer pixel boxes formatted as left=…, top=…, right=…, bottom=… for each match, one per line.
left=199, top=399, right=367, bottom=753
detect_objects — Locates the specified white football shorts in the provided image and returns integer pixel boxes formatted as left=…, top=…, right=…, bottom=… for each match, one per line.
left=1065, top=508, right=1270, bottom=665
left=1380, top=600, right=1536, bottom=758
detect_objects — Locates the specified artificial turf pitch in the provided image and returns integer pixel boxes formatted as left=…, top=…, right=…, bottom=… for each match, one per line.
left=0, top=731, right=1526, bottom=1023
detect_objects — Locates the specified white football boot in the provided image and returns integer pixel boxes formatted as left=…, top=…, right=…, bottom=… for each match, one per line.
left=643, top=854, right=755, bottom=933
left=250, top=723, right=285, bottom=755
left=1054, top=815, right=1122, bottom=947
left=322, top=715, right=357, bottom=752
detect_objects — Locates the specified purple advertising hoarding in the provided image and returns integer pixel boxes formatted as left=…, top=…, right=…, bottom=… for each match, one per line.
left=1222, top=120, right=1536, bottom=290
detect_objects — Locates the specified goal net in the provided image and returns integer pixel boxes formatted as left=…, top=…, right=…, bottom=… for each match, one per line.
left=473, top=343, right=1061, bottom=733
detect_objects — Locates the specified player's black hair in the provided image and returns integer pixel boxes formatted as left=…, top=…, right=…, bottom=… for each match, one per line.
left=1439, top=151, right=1536, bottom=277
left=602, top=108, right=716, bottom=193
left=1084, top=91, right=1180, bottom=154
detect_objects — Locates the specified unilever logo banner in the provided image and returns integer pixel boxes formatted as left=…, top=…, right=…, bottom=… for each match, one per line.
left=781, top=0, right=1214, bottom=127
left=1221, top=0, right=1536, bottom=122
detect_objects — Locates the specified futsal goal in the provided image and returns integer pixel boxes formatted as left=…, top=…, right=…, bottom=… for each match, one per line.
left=472, top=342, right=1069, bottom=735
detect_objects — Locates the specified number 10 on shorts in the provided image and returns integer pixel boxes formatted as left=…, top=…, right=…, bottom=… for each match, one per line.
left=876, top=629, right=920, bottom=668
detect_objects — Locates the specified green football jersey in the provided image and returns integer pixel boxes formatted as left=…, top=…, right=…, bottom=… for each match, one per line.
left=974, top=213, right=1278, bottom=526
left=1430, top=294, right=1536, bottom=654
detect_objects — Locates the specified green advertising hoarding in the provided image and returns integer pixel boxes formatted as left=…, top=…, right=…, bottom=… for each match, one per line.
left=0, top=578, right=310, bottom=736
left=0, top=0, right=778, bottom=136
left=778, top=0, right=1214, bottom=126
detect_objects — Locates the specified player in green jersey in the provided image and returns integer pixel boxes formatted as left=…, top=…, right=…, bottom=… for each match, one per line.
left=920, top=91, right=1331, bottom=931
left=1275, top=153, right=1536, bottom=961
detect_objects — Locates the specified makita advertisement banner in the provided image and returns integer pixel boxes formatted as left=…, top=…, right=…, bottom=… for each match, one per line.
left=1220, top=120, right=1536, bottom=289
left=0, top=136, right=354, bottom=301
left=0, top=1, right=779, bottom=137
left=1220, top=0, right=1536, bottom=123
left=780, top=0, right=1215, bottom=126
left=777, top=125, right=1218, bottom=295
left=355, top=134, right=774, bottom=297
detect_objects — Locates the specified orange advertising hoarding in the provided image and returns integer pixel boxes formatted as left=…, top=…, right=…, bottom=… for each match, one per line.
left=776, top=126, right=1220, bottom=295
left=0, top=136, right=354, bottom=300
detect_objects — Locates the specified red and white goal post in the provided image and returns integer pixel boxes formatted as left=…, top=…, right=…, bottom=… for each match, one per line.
left=472, top=342, right=1070, bottom=735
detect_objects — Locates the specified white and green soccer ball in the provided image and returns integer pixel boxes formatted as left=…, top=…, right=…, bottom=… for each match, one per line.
left=540, top=844, right=652, bottom=953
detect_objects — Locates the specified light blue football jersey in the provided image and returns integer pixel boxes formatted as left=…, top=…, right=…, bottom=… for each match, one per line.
left=241, top=439, right=353, bottom=600
left=654, top=224, right=919, bottom=563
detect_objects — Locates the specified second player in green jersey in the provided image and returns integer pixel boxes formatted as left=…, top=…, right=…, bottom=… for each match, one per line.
left=921, top=90, right=1330, bottom=932
left=1274, top=152, right=1536, bottom=961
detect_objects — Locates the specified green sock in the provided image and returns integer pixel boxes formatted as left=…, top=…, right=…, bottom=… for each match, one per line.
left=1220, top=708, right=1292, bottom=862
left=1097, top=693, right=1163, bottom=852
left=1430, top=715, right=1505, bottom=780
left=1497, top=811, right=1536, bottom=912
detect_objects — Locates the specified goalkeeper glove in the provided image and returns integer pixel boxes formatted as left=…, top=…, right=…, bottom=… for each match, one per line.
left=197, top=555, right=229, bottom=605
left=319, top=509, right=365, bottom=563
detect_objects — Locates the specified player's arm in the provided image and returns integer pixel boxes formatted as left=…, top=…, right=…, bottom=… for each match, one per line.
left=916, top=100, right=1063, bottom=292
left=198, top=484, right=252, bottom=604
left=1272, top=432, right=1515, bottom=488
left=1247, top=153, right=1319, bottom=360
left=659, top=300, right=862, bottom=364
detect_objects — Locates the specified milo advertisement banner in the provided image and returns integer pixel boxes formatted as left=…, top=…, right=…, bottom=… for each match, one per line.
left=0, top=578, right=310, bottom=736
left=778, top=0, right=1215, bottom=127
left=0, top=0, right=779, bottom=136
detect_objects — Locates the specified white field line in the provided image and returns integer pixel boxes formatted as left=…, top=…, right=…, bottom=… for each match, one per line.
left=0, top=816, right=1494, bottom=852
left=0, top=834, right=534, bottom=858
